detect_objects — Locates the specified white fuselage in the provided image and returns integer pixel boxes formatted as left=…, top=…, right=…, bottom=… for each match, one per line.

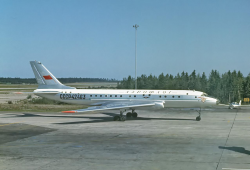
left=34, top=89, right=218, bottom=108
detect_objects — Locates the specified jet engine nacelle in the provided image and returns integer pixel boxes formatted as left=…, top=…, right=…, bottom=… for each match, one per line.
left=153, top=102, right=164, bottom=109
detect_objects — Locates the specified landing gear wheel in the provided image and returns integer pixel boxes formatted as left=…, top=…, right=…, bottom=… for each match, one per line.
left=196, top=116, right=201, bottom=121
left=113, top=116, right=120, bottom=121
left=132, top=112, right=138, bottom=118
left=126, top=112, right=132, bottom=118
left=120, top=116, right=126, bottom=121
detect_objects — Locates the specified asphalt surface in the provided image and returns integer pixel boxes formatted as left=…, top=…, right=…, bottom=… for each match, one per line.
left=0, top=107, right=249, bottom=170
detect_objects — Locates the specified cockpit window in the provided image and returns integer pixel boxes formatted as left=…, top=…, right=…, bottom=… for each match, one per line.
left=202, top=93, right=208, bottom=96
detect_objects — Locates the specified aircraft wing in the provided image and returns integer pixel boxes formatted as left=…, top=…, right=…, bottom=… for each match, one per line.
left=62, top=100, right=164, bottom=113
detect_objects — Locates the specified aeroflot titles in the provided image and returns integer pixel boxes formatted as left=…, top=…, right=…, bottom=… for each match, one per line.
left=128, top=91, right=167, bottom=94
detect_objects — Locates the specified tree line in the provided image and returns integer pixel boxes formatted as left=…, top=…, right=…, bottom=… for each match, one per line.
left=0, top=77, right=118, bottom=84
left=117, top=70, right=250, bottom=104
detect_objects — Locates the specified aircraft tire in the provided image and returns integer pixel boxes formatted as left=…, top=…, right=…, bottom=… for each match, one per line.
left=120, top=116, right=126, bottom=121
left=132, top=112, right=138, bottom=118
left=114, top=116, right=120, bottom=121
left=196, top=116, right=201, bottom=121
left=126, top=112, right=132, bottom=117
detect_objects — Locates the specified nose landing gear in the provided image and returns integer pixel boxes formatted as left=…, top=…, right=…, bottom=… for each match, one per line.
left=196, top=108, right=201, bottom=121
left=196, top=116, right=201, bottom=121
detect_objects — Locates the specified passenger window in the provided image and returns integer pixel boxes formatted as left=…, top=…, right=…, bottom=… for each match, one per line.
left=100, top=95, right=102, bottom=97
left=195, top=96, right=197, bottom=98
left=143, top=94, right=145, bottom=96
left=164, top=95, right=167, bottom=98
left=159, top=95, right=161, bottom=98
left=149, top=94, right=151, bottom=96
left=110, top=95, right=112, bottom=97
left=120, top=95, right=122, bottom=97
left=84, top=95, right=85, bottom=97
left=172, top=96, right=174, bottom=98
left=134, top=95, right=136, bottom=97
left=115, top=95, right=117, bottom=97
left=105, top=95, right=107, bottom=97
left=178, top=96, right=180, bottom=98
left=129, top=95, right=131, bottom=97
left=95, top=95, right=97, bottom=97
left=90, top=95, right=92, bottom=97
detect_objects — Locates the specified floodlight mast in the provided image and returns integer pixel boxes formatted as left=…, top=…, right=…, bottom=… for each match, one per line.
left=133, top=24, right=139, bottom=89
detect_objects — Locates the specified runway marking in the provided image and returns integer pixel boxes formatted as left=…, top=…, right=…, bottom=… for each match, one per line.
left=223, top=169, right=250, bottom=170
left=0, top=123, right=20, bottom=127
left=216, top=110, right=239, bottom=170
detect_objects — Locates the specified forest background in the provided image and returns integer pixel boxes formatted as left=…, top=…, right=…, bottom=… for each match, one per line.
left=117, top=70, right=250, bottom=104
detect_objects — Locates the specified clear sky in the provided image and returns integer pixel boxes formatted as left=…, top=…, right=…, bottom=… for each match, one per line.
left=0, top=0, right=250, bottom=79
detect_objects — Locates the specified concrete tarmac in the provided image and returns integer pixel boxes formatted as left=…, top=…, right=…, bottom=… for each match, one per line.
left=0, top=107, right=249, bottom=170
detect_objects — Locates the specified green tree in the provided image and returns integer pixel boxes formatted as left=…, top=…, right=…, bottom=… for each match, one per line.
left=208, top=70, right=221, bottom=99
left=200, top=72, right=207, bottom=92
left=158, top=73, right=166, bottom=89
left=243, top=74, right=250, bottom=99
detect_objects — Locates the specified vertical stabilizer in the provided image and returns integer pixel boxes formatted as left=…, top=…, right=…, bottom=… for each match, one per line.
left=30, top=61, right=75, bottom=89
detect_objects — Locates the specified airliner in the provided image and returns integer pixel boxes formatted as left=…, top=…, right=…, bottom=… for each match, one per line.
left=25, top=61, right=218, bottom=121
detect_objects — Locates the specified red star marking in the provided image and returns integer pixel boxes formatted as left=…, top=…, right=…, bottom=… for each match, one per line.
left=43, top=75, right=53, bottom=80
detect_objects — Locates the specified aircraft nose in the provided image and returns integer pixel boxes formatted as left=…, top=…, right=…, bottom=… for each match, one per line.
left=216, top=99, right=220, bottom=105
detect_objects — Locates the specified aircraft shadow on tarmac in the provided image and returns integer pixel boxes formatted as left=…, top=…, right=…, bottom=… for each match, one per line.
left=9, top=112, right=196, bottom=124
left=219, top=146, right=250, bottom=155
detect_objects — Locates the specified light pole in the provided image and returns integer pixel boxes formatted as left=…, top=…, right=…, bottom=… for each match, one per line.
left=133, top=24, right=139, bottom=89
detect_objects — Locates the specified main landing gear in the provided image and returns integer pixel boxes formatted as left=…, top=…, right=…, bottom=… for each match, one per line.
left=126, top=109, right=137, bottom=118
left=113, top=110, right=126, bottom=121
left=196, top=108, right=201, bottom=121
left=113, top=109, right=138, bottom=121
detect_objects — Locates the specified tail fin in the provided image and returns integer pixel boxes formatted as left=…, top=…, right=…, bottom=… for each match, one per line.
left=239, top=100, right=241, bottom=106
left=30, top=61, right=75, bottom=89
